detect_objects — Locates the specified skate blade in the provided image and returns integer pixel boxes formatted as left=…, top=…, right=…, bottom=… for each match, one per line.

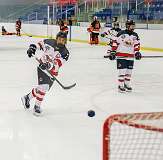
left=118, top=90, right=126, bottom=93
left=33, top=112, right=42, bottom=117
left=21, top=97, right=26, bottom=109
left=33, top=110, right=42, bottom=117
left=125, top=90, right=132, bottom=92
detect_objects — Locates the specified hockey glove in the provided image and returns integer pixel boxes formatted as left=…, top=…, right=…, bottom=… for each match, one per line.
left=135, top=52, right=142, bottom=60
left=109, top=51, right=116, bottom=60
left=39, top=62, right=58, bottom=76
left=27, top=44, right=37, bottom=58
left=39, top=62, right=52, bottom=70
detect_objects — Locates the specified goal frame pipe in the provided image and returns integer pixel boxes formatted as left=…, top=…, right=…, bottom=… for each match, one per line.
left=103, top=112, right=163, bottom=160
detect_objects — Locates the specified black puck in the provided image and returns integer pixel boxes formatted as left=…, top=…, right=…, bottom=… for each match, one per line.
left=88, top=110, right=95, bottom=117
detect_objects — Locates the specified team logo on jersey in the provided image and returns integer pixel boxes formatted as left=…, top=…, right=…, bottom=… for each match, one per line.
left=124, top=40, right=133, bottom=46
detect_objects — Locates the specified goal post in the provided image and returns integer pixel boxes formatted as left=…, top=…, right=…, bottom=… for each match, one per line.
left=103, top=112, right=163, bottom=160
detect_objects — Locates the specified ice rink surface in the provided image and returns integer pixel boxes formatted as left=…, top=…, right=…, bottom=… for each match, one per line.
left=0, top=35, right=163, bottom=160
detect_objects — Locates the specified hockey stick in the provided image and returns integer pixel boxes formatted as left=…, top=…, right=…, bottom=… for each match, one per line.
left=142, top=55, right=163, bottom=58
left=35, top=58, right=76, bottom=90
left=51, top=76, right=76, bottom=90
left=21, top=30, right=32, bottom=37
left=117, top=55, right=163, bottom=59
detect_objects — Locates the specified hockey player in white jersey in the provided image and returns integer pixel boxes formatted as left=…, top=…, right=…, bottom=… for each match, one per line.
left=101, top=21, right=121, bottom=58
left=108, top=20, right=142, bottom=92
left=21, top=32, right=69, bottom=116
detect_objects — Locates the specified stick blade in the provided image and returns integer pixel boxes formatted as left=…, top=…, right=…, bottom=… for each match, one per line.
left=63, top=83, right=76, bottom=90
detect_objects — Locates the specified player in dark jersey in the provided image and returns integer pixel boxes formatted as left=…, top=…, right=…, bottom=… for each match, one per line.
left=15, top=18, right=22, bottom=36
left=87, top=16, right=101, bottom=45
left=21, top=32, right=69, bottom=116
left=59, top=20, right=68, bottom=35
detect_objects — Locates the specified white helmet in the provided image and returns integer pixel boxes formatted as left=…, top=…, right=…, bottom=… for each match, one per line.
left=93, top=16, right=98, bottom=20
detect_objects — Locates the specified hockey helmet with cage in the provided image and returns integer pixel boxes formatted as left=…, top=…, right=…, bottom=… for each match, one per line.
left=125, top=20, right=135, bottom=31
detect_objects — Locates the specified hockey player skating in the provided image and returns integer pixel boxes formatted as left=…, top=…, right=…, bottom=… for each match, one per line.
left=21, top=32, right=69, bottom=116
left=87, top=16, right=101, bottom=45
left=101, top=21, right=121, bottom=58
left=108, top=20, right=142, bottom=92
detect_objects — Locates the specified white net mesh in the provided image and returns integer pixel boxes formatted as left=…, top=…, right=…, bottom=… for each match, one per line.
left=103, top=112, right=163, bottom=160
left=110, top=122, right=163, bottom=160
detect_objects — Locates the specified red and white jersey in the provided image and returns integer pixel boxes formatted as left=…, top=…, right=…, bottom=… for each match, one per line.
left=105, top=28, right=121, bottom=38
left=103, top=28, right=121, bottom=44
left=112, top=30, right=140, bottom=59
left=35, top=39, right=69, bottom=76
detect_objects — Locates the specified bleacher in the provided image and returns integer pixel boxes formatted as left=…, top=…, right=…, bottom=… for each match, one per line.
left=2, top=0, right=163, bottom=24
left=93, top=0, right=163, bottom=22
left=20, top=4, right=75, bottom=24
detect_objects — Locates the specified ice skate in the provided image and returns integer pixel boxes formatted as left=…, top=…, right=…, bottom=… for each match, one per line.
left=124, top=84, right=132, bottom=92
left=21, top=94, right=30, bottom=109
left=33, top=105, right=42, bottom=116
left=104, top=55, right=110, bottom=58
left=118, top=85, right=126, bottom=93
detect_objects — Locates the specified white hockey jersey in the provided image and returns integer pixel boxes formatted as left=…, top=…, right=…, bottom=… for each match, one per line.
left=112, top=30, right=140, bottom=59
left=103, top=28, right=121, bottom=42
left=35, top=39, right=69, bottom=76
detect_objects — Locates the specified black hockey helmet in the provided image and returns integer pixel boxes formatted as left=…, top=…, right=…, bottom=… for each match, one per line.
left=56, top=31, right=67, bottom=46
left=56, top=31, right=67, bottom=39
left=125, top=20, right=135, bottom=31
left=113, top=21, right=119, bottom=28
left=126, top=20, right=135, bottom=27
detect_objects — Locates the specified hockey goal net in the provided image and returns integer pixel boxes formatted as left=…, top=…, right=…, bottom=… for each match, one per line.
left=103, top=112, right=163, bottom=160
